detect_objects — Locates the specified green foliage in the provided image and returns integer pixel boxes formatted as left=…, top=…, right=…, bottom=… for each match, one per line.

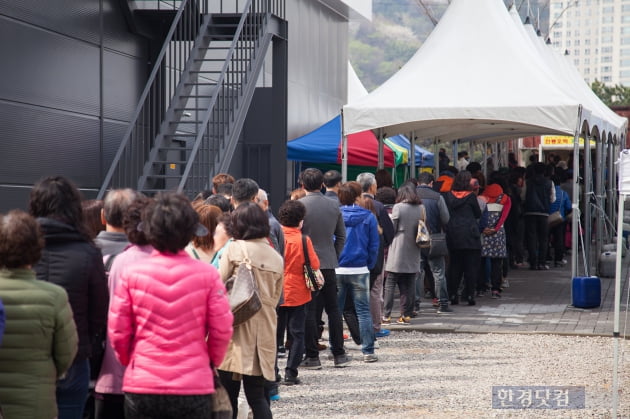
left=350, top=0, right=550, bottom=91
left=590, top=80, right=630, bottom=106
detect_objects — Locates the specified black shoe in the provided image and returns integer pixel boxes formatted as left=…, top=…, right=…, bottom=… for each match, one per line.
left=467, top=296, right=476, bottom=306
left=450, top=295, right=459, bottom=305
left=283, top=375, right=301, bottom=385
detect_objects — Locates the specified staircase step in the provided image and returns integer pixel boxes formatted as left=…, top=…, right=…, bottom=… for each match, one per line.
left=145, top=174, right=184, bottom=179
left=163, top=133, right=197, bottom=137
left=193, top=59, right=248, bottom=62
left=180, top=95, right=214, bottom=98
left=152, top=160, right=188, bottom=165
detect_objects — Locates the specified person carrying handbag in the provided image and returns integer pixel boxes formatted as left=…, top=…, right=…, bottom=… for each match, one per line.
left=276, top=200, right=319, bottom=385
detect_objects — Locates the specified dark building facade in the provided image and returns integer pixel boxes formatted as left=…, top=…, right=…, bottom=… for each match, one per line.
left=0, top=0, right=368, bottom=212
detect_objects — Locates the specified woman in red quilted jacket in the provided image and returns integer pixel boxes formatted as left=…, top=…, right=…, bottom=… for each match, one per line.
left=108, top=192, right=233, bottom=419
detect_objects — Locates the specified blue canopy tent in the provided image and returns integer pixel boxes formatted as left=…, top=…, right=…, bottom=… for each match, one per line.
left=386, top=134, right=435, bottom=167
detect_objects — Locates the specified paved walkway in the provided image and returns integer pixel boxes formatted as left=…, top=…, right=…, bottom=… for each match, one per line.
left=386, top=252, right=630, bottom=337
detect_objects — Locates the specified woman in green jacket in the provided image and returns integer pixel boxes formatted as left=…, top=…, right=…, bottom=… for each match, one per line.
left=0, top=210, right=78, bottom=419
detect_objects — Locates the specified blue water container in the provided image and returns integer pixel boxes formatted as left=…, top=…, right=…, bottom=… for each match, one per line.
left=572, top=276, right=601, bottom=308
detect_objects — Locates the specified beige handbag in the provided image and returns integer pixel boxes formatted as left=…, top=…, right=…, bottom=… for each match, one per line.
left=224, top=241, right=262, bottom=326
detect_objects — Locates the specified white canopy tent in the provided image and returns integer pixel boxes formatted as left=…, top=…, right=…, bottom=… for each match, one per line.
left=341, top=0, right=628, bottom=333
left=342, top=0, right=625, bottom=142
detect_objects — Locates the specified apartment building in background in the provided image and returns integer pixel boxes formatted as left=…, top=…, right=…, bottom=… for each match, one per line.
left=549, top=0, right=630, bottom=86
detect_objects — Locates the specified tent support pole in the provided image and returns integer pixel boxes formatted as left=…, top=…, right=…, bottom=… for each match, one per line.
left=378, top=128, right=384, bottom=170
left=341, top=110, right=348, bottom=182
left=595, top=137, right=603, bottom=257
left=434, top=138, right=439, bottom=174
left=571, top=106, right=583, bottom=281
left=584, top=134, right=592, bottom=270
left=608, top=140, right=616, bottom=228
left=410, top=132, right=416, bottom=179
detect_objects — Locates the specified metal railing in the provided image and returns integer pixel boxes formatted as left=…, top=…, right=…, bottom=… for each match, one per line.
left=98, top=0, right=284, bottom=198
left=177, top=0, right=282, bottom=195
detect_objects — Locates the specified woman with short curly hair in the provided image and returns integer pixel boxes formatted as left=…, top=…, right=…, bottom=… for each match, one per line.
left=0, top=209, right=78, bottom=419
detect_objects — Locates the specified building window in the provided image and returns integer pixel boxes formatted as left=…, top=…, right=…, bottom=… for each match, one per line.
left=603, top=6, right=614, bottom=14
left=602, top=56, right=612, bottom=63
left=566, top=40, right=572, bottom=47
left=602, top=46, right=613, bottom=53
left=574, top=49, right=580, bottom=56
left=602, top=76, right=611, bottom=82
left=585, top=39, right=591, bottom=45
left=602, top=66, right=612, bottom=73
left=602, top=36, right=613, bottom=43
left=620, top=70, right=630, bottom=78
left=554, top=31, right=562, bottom=39
left=621, top=59, right=630, bottom=67
left=584, top=48, right=590, bottom=55
left=602, top=16, right=613, bottom=24
left=584, top=58, right=590, bottom=65
left=602, top=26, right=613, bottom=33
left=622, top=49, right=630, bottom=56
left=623, top=4, right=630, bottom=13
left=575, top=39, right=580, bottom=46
left=574, top=58, right=580, bottom=66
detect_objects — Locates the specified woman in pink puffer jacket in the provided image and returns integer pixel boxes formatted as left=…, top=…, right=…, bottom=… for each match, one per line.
left=108, top=192, right=233, bottom=419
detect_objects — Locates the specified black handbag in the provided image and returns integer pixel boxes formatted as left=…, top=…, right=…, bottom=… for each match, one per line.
left=224, top=241, right=262, bottom=326
left=302, top=235, right=324, bottom=292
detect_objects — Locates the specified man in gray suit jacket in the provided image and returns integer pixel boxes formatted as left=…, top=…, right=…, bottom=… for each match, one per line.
left=299, top=168, right=351, bottom=368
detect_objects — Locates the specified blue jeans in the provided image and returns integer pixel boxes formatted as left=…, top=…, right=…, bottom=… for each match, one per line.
left=57, top=358, right=90, bottom=419
left=336, top=273, right=375, bottom=355
left=427, top=256, right=448, bottom=306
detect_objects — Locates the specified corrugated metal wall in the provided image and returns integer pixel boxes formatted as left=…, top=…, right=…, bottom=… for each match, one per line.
left=260, top=0, right=348, bottom=141
left=0, top=0, right=149, bottom=211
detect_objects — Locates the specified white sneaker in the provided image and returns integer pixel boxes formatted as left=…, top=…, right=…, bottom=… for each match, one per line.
left=363, top=353, right=378, bottom=363
left=501, top=279, right=509, bottom=288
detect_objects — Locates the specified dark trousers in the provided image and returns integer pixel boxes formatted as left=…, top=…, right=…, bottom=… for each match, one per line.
left=218, top=371, right=271, bottom=419
left=448, top=249, right=481, bottom=301
left=525, top=215, right=549, bottom=268
left=383, top=272, right=416, bottom=318
left=488, top=258, right=503, bottom=292
left=549, top=221, right=566, bottom=262
left=305, top=269, right=345, bottom=358
left=57, top=358, right=90, bottom=419
left=277, top=304, right=307, bottom=377
left=94, top=393, right=125, bottom=419
left=124, top=393, right=213, bottom=419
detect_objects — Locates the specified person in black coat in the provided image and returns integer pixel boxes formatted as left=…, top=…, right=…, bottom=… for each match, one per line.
left=29, top=175, right=109, bottom=419
left=443, top=171, right=482, bottom=306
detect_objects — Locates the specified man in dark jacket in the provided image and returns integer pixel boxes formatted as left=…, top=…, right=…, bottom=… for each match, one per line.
left=417, top=172, right=451, bottom=313
left=356, top=172, right=394, bottom=337
left=299, top=168, right=351, bottom=369
left=523, top=162, right=555, bottom=270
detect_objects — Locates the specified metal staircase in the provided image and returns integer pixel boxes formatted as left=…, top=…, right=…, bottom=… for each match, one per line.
left=98, top=0, right=285, bottom=198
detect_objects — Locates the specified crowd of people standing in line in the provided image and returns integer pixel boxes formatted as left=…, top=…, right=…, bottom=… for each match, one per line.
left=0, top=152, right=573, bottom=418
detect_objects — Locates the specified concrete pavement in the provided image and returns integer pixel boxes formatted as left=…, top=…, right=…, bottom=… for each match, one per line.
left=385, top=252, right=630, bottom=337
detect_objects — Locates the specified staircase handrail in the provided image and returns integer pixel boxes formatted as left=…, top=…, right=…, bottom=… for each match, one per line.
left=98, top=0, right=197, bottom=199
left=177, top=0, right=267, bottom=193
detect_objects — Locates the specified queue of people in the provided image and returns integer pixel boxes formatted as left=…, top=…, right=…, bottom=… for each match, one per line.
left=0, top=156, right=572, bottom=418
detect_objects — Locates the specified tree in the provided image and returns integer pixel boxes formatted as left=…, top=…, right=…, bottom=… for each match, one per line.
left=590, top=80, right=630, bottom=106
